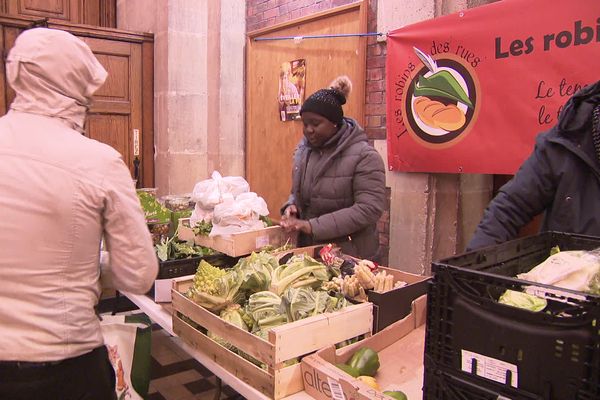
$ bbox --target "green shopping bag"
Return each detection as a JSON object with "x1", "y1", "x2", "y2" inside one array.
[{"x1": 101, "y1": 313, "x2": 152, "y2": 400}]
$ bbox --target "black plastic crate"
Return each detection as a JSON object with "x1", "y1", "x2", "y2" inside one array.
[
  {"x1": 157, "y1": 256, "x2": 203, "y2": 279},
  {"x1": 424, "y1": 231, "x2": 600, "y2": 400},
  {"x1": 156, "y1": 253, "x2": 239, "y2": 279},
  {"x1": 147, "y1": 254, "x2": 240, "y2": 300}
]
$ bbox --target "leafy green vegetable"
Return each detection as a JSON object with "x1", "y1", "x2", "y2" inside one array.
[
  {"x1": 154, "y1": 226, "x2": 214, "y2": 261},
  {"x1": 234, "y1": 252, "x2": 277, "y2": 294},
  {"x1": 246, "y1": 291, "x2": 287, "y2": 331},
  {"x1": 498, "y1": 290, "x2": 547, "y2": 312},
  {"x1": 259, "y1": 215, "x2": 274, "y2": 227},
  {"x1": 271, "y1": 255, "x2": 329, "y2": 295},
  {"x1": 189, "y1": 269, "x2": 245, "y2": 312},
  {"x1": 259, "y1": 238, "x2": 293, "y2": 253},
  {"x1": 207, "y1": 304, "x2": 249, "y2": 350},
  {"x1": 192, "y1": 220, "x2": 213, "y2": 236},
  {"x1": 414, "y1": 70, "x2": 473, "y2": 108},
  {"x1": 281, "y1": 287, "x2": 344, "y2": 322}
]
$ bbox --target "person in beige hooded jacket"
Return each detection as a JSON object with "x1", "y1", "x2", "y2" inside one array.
[{"x1": 0, "y1": 28, "x2": 158, "y2": 399}]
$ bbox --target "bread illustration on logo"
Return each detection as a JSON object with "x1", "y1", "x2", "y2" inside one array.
[{"x1": 411, "y1": 47, "x2": 473, "y2": 132}]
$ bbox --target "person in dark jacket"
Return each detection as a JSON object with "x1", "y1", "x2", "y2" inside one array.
[
  {"x1": 468, "y1": 80, "x2": 600, "y2": 250},
  {"x1": 280, "y1": 76, "x2": 386, "y2": 261}
]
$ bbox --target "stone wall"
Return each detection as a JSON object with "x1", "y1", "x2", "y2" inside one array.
[{"x1": 118, "y1": 0, "x2": 246, "y2": 196}]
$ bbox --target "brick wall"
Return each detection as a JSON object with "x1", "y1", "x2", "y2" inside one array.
[
  {"x1": 247, "y1": 0, "x2": 358, "y2": 31},
  {"x1": 246, "y1": 0, "x2": 389, "y2": 261}
]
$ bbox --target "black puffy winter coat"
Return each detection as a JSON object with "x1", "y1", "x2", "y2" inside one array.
[
  {"x1": 282, "y1": 117, "x2": 386, "y2": 260},
  {"x1": 468, "y1": 80, "x2": 600, "y2": 250}
]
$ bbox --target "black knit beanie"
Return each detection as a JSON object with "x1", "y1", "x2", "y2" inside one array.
[{"x1": 300, "y1": 76, "x2": 352, "y2": 125}]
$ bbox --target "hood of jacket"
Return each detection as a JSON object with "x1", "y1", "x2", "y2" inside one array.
[
  {"x1": 6, "y1": 28, "x2": 107, "y2": 132},
  {"x1": 557, "y1": 79, "x2": 600, "y2": 135}
]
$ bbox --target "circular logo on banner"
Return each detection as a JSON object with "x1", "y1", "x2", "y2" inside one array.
[{"x1": 402, "y1": 48, "x2": 481, "y2": 148}]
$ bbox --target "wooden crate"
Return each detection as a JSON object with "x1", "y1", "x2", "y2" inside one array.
[
  {"x1": 171, "y1": 277, "x2": 373, "y2": 399},
  {"x1": 178, "y1": 218, "x2": 291, "y2": 257},
  {"x1": 301, "y1": 295, "x2": 427, "y2": 400}
]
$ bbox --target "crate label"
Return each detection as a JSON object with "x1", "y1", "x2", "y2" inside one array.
[
  {"x1": 461, "y1": 350, "x2": 518, "y2": 388},
  {"x1": 327, "y1": 377, "x2": 346, "y2": 400},
  {"x1": 256, "y1": 235, "x2": 270, "y2": 249}
]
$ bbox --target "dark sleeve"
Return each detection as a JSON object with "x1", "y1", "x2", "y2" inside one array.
[
  {"x1": 466, "y1": 137, "x2": 558, "y2": 251},
  {"x1": 280, "y1": 194, "x2": 296, "y2": 216},
  {"x1": 281, "y1": 143, "x2": 302, "y2": 215},
  {"x1": 310, "y1": 147, "x2": 386, "y2": 240}
]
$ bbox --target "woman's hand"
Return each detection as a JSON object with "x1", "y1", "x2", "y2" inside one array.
[
  {"x1": 282, "y1": 204, "x2": 298, "y2": 219},
  {"x1": 280, "y1": 215, "x2": 312, "y2": 235}
]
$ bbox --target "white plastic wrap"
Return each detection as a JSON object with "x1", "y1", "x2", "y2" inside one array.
[
  {"x1": 210, "y1": 192, "x2": 269, "y2": 236},
  {"x1": 190, "y1": 171, "x2": 249, "y2": 209},
  {"x1": 189, "y1": 171, "x2": 250, "y2": 227},
  {"x1": 189, "y1": 202, "x2": 213, "y2": 227}
]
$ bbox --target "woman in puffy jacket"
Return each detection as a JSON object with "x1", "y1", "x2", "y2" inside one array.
[{"x1": 280, "y1": 76, "x2": 386, "y2": 261}]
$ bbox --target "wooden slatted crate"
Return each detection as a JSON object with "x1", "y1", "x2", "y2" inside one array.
[
  {"x1": 178, "y1": 218, "x2": 291, "y2": 257},
  {"x1": 171, "y1": 277, "x2": 373, "y2": 399}
]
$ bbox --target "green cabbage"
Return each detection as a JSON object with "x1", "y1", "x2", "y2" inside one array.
[
  {"x1": 282, "y1": 287, "x2": 344, "y2": 322},
  {"x1": 207, "y1": 304, "x2": 249, "y2": 349},
  {"x1": 499, "y1": 290, "x2": 547, "y2": 312},
  {"x1": 271, "y1": 255, "x2": 329, "y2": 295},
  {"x1": 246, "y1": 291, "x2": 287, "y2": 331},
  {"x1": 235, "y1": 252, "x2": 277, "y2": 294}
]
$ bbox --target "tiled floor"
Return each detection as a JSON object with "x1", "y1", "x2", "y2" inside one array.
[{"x1": 147, "y1": 325, "x2": 245, "y2": 400}]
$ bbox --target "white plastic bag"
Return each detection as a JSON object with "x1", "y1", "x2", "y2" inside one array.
[
  {"x1": 190, "y1": 171, "x2": 249, "y2": 209},
  {"x1": 210, "y1": 192, "x2": 269, "y2": 236},
  {"x1": 189, "y1": 202, "x2": 214, "y2": 227}
]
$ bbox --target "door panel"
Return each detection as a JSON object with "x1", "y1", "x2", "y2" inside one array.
[
  {"x1": 7, "y1": 0, "x2": 77, "y2": 22},
  {"x1": 4, "y1": 0, "x2": 116, "y2": 27},
  {"x1": 82, "y1": 36, "x2": 143, "y2": 179},
  {"x1": 87, "y1": 114, "x2": 129, "y2": 158}
]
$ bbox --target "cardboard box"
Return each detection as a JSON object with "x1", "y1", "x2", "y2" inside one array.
[
  {"x1": 368, "y1": 269, "x2": 430, "y2": 332},
  {"x1": 301, "y1": 295, "x2": 427, "y2": 400},
  {"x1": 171, "y1": 276, "x2": 373, "y2": 399},
  {"x1": 178, "y1": 218, "x2": 291, "y2": 257},
  {"x1": 145, "y1": 256, "x2": 203, "y2": 303}
]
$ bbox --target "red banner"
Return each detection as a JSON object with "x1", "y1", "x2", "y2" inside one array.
[{"x1": 386, "y1": 0, "x2": 600, "y2": 174}]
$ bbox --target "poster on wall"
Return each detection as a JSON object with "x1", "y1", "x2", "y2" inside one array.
[
  {"x1": 386, "y1": 0, "x2": 600, "y2": 174},
  {"x1": 278, "y1": 59, "x2": 306, "y2": 122}
]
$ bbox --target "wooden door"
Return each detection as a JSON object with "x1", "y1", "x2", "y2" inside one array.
[
  {"x1": 81, "y1": 37, "x2": 143, "y2": 181},
  {"x1": 246, "y1": 2, "x2": 367, "y2": 218},
  {"x1": 3, "y1": 0, "x2": 116, "y2": 27},
  {"x1": 6, "y1": 0, "x2": 78, "y2": 23},
  {"x1": 0, "y1": 15, "x2": 152, "y2": 185}
]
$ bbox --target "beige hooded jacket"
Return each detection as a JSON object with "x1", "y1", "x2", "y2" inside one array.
[{"x1": 0, "y1": 28, "x2": 158, "y2": 362}]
